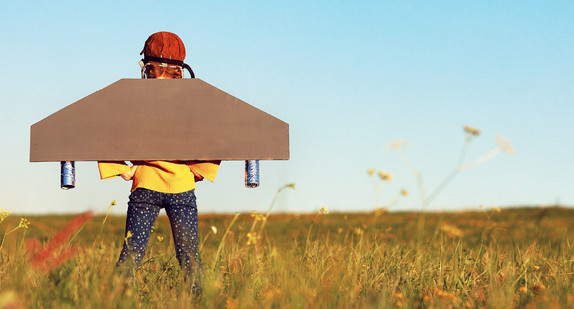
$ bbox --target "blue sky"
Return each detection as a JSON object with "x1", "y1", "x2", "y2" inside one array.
[{"x1": 1, "y1": 1, "x2": 573, "y2": 215}]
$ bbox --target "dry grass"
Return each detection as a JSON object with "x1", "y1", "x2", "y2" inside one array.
[{"x1": 1, "y1": 206, "x2": 573, "y2": 308}]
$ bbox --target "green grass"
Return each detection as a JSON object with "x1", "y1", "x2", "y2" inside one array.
[{"x1": 1, "y1": 206, "x2": 574, "y2": 308}]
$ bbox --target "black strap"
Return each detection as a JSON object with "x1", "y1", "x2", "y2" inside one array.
[
  {"x1": 182, "y1": 63, "x2": 195, "y2": 79},
  {"x1": 143, "y1": 56, "x2": 195, "y2": 78}
]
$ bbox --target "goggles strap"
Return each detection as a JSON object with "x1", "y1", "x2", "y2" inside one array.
[
  {"x1": 142, "y1": 56, "x2": 195, "y2": 78},
  {"x1": 182, "y1": 63, "x2": 195, "y2": 79}
]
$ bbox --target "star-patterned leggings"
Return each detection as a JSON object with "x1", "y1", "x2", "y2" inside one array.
[{"x1": 117, "y1": 188, "x2": 202, "y2": 280}]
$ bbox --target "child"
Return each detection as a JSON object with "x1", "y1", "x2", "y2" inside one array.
[{"x1": 98, "y1": 32, "x2": 220, "y2": 292}]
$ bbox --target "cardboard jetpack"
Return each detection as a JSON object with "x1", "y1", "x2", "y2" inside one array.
[{"x1": 30, "y1": 79, "x2": 289, "y2": 162}]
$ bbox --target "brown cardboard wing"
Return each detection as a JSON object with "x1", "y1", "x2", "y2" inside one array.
[{"x1": 30, "y1": 79, "x2": 289, "y2": 162}]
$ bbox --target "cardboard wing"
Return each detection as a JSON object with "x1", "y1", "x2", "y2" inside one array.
[{"x1": 30, "y1": 79, "x2": 289, "y2": 162}]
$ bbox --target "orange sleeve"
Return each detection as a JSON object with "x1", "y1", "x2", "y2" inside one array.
[
  {"x1": 189, "y1": 160, "x2": 221, "y2": 182},
  {"x1": 98, "y1": 161, "x2": 131, "y2": 179}
]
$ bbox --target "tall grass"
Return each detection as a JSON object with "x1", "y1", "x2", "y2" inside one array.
[{"x1": 1, "y1": 206, "x2": 574, "y2": 308}]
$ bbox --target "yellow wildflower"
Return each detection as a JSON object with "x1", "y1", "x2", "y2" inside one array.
[
  {"x1": 319, "y1": 206, "x2": 328, "y2": 214},
  {"x1": 102, "y1": 201, "x2": 117, "y2": 225},
  {"x1": 378, "y1": 170, "x2": 393, "y2": 181},
  {"x1": 367, "y1": 169, "x2": 375, "y2": 176},
  {"x1": 463, "y1": 125, "x2": 481, "y2": 136},
  {"x1": 0, "y1": 208, "x2": 12, "y2": 223},
  {"x1": 157, "y1": 235, "x2": 164, "y2": 242},
  {"x1": 246, "y1": 232, "x2": 261, "y2": 245},
  {"x1": 126, "y1": 230, "x2": 133, "y2": 239},
  {"x1": 400, "y1": 188, "x2": 409, "y2": 196},
  {"x1": 3, "y1": 217, "x2": 30, "y2": 235},
  {"x1": 19, "y1": 218, "x2": 30, "y2": 229},
  {"x1": 251, "y1": 211, "x2": 266, "y2": 222},
  {"x1": 354, "y1": 227, "x2": 364, "y2": 236}
]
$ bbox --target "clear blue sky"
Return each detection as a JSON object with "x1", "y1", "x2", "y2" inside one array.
[{"x1": 1, "y1": 1, "x2": 573, "y2": 215}]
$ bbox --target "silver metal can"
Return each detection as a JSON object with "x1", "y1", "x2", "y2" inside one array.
[
  {"x1": 245, "y1": 160, "x2": 260, "y2": 188},
  {"x1": 60, "y1": 161, "x2": 75, "y2": 190}
]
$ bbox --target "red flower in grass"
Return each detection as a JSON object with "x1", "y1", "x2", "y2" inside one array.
[{"x1": 27, "y1": 211, "x2": 93, "y2": 271}]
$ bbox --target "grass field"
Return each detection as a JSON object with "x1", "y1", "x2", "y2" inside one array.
[{"x1": 1, "y1": 205, "x2": 574, "y2": 308}]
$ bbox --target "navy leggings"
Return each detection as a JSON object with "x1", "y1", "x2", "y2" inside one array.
[{"x1": 117, "y1": 188, "x2": 202, "y2": 279}]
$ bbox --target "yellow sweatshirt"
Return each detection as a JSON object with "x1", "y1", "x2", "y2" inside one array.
[{"x1": 98, "y1": 160, "x2": 220, "y2": 193}]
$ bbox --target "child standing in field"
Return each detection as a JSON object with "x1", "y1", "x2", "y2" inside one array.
[{"x1": 98, "y1": 32, "x2": 220, "y2": 293}]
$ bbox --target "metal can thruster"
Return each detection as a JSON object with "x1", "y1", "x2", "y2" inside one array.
[
  {"x1": 60, "y1": 161, "x2": 75, "y2": 190},
  {"x1": 245, "y1": 160, "x2": 260, "y2": 188}
]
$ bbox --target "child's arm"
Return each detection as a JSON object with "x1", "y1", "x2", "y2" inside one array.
[
  {"x1": 98, "y1": 161, "x2": 131, "y2": 179},
  {"x1": 120, "y1": 165, "x2": 139, "y2": 181},
  {"x1": 189, "y1": 161, "x2": 221, "y2": 182}
]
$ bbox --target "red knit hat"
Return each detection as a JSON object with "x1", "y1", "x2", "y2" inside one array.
[
  {"x1": 140, "y1": 32, "x2": 195, "y2": 78},
  {"x1": 140, "y1": 31, "x2": 186, "y2": 61}
]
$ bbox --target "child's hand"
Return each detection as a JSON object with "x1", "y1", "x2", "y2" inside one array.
[{"x1": 120, "y1": 165, "x2": 138, "y2": 181}]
